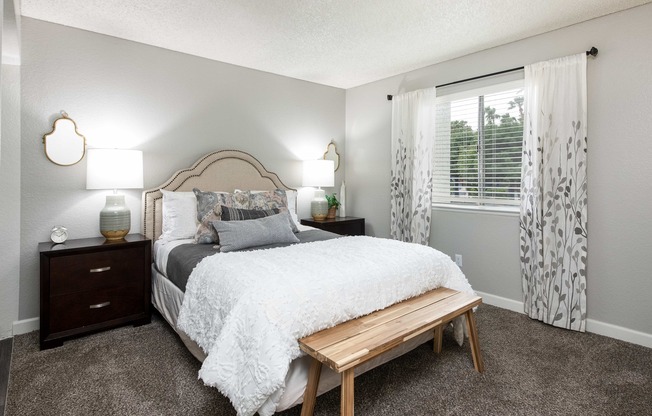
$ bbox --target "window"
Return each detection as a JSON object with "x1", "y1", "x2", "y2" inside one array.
[{"x1": 433, "y1": 73, "x2": 524, "y2": 207}]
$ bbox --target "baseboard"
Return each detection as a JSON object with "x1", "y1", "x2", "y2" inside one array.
[
  {"x1": 12, "y1": 318, "x2": 39, "y2": 336},
  {"x1": 585, "y1": 319, "x2": 652, "y2": 349},
  {"x1": 475, "y1": 290, "x2": 652, "y2": 349},
  {"x1": 11, "y1": 295, "x2": 651, "y2": 348},
  {"x1": 475, "y1": 291, "x2": 524, "y2": 314}
]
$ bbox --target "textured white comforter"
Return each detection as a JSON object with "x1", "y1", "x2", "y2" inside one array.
[{"x1": 177, "y1": 236, "x2": 473, "y2": 416}]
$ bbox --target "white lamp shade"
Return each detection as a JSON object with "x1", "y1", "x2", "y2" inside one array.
[
  {"x1": 302, "y1": 159, "x2": 334, "y2": 187},
  {"x1": 86, "y1": 149, "x2": 144, "y2": 190}
]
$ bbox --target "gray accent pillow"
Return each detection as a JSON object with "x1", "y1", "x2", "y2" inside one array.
[
  {"x1": 193, "y1": 188, "x2": 249, "y2": 244},
  {"x1": 242, "y1": 189, "x2": 299, "y2": 233},
  {"x1": 211, "y1": 212, "x2": 300, "y2": 252},
  {"x1": 220, "y1": 205, "x2": 279, "y2": 221},
  {"x1": 221, "y1": 206, "x2": 298, "y2": 234}
]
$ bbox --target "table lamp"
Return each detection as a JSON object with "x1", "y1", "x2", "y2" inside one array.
[
  {"x1": 303, "y1": 159, "x2": 334, "y2": 221},
  {"x1": 86, "y1": 149, "x2": 143, "y2": 240}
]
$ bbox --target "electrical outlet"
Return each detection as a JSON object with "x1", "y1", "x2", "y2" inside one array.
[{"x1": 454, "y1": 254, "x2": 463, "y2": 268}]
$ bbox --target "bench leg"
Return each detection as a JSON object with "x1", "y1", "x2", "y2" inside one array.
[
  {"x1": 464, "y1": 310, "x2": 484, "y2": 373},
  {"x1": 341, "y1": 368, "x2": 355, "y2": 416},
  {"x1": 433, "y1": 325, "x2": 443, "y2": 354},
  {"x1": 301, "y1": 359, "x2": 322, "y2": 416}
]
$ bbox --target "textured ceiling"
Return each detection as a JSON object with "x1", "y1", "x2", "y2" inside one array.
[{"x1": 20, "y1": 0, "x2": 651, "y2": 89}]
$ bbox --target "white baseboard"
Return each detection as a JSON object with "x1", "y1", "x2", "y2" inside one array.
[
  {"x1": 475, "y1": 291, "x2": 524, "y2": 314},
  {"x1": 13, "y1": 317, "x2": 39, "y2": 336},
  {"x1": 9, "y1": 295, "x2": 652, "y2": 349},
  {"x1": 585, "y1": 319, "x2": 652, "y2": 349},
  {"x1": 475, "y1": 290, "x2": 652, "y2": 349}
]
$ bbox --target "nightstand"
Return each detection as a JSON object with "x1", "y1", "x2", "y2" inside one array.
[
  {"x1": 39, "y1": 234, "x2": 151, "y2": 350},
  {"x1": 300, "y1": 216, "x2": 365, "y2": 236}
]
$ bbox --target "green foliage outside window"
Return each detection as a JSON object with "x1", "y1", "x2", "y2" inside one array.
[{"x1": 449, "y1": 93, "x2": 523, "y2": 202}]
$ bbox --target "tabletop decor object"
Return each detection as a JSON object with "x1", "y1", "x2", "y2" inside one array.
[
  {"x1": 339, "y1": 181, "x2": 346, "y2": 217},
  {"x1": 50, "y1": 225, "x2": 68, "y2": 244},
  {"x1": 303, "y1": 159, "x2": 334, "y2": 221},
  {"x1": 87, "y1": 149, "x2": 143, "y2": 240},
  {"x1": 325, "y1": 193, "x2": 340, "y2": 219}
]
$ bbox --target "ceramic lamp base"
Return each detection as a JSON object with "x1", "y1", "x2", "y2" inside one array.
[
  {"x1": 100, "y1": 194, "x2": 131, "y2": 240},
  {"x1": 311, "y1": 189, "x2": 329, "y2": 221}
]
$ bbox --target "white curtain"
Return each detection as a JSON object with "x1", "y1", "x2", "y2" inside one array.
[
  {"x1": 520, "y1": 54, "x2": 588, "y2": 331},
  {"x1": 390, "y1": 87, "x2": 436, "y2": 245}
]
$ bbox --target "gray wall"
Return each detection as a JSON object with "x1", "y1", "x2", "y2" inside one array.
[
  {"x1": 0, "y1": 64, "x2": 21, "y2": 339},
  {"x1": 18, "y1": 18, "x2": 345, "y2": 321},
  {"x1": 0, "y1": 0, "x2": 21, "y2": 339},
  {"x1": 345, "y1": 4, "x2": 652, "y2": 336}
]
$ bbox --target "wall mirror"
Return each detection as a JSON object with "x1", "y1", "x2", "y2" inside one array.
[
  {"x1": 323, "y1": 140, "x2": 340, "y2": 172},
  {"x1": 43, "y1": 111, "x2": 86, "y2": 166}
]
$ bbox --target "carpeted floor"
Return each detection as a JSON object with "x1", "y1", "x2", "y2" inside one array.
[{"x1": 5, "y1": 305, "x2": 652, "y2": 416}]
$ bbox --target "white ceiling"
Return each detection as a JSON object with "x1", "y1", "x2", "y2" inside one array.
[{"x1": 20, "y1": 0, "x2": 651, "y2": 89}]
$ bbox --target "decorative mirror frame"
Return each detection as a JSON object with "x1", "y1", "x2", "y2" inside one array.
[
  {"x1": 43, "y1": 111, "x2": 87, "y2": 166},
  {"x1": 323, "y1": 140, "x2": 340, "y2": 172}
]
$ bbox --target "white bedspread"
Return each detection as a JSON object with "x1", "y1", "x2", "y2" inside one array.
[{"x1": 177, "y1": 236, "x2": 473, "y2": 416}]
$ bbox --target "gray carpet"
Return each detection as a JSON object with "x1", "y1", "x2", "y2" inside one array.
[{"x1": 5, "y1": 305, "x2": 652, "y2": 416}]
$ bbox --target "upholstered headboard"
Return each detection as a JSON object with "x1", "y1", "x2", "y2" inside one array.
[{"x1": 142, "y1": 150, "x2": 295, "y2": 241}]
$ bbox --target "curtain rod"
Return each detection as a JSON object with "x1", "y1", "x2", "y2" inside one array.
[{"x1": 386, "y1": 46, "x2": 598, "y2": 101}]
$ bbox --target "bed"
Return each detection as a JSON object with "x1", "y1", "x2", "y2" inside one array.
[{"x1": 142, "y1": 149, "x2": 474, "y2": 416}]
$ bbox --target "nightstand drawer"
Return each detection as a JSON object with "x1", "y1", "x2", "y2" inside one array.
[
  {"x1": 50, "y1": 247, "x2": 144, "y2": 295},
  {"x1": 300, "y1": 217, "x2": 365, "y2": 236},
  {"x1": 320, "y1": 222, "x2": 364, "y2": 236},
  {"x1": 49, "y1": 286, "x2": 144, "y2": 333}
]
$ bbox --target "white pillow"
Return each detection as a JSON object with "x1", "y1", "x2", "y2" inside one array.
[
  {"x1": 160, "y1": 190, "x2": 198, "y2": 241},
  {"x1": 285, "y1": 190, "x2": 299, "y2": 224},
  {"x1": 235, "y1": 189, "x2": 300, "y2": 228}
]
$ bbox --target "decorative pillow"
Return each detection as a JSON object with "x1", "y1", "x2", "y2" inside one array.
[
  {"x1": 211, "y1": 213, "x2": 300, "y2": 252},
  {"x1": 193, "y1": 188, "x2": 249, "y2": 244},
  {"x1": 237, "y1": 189, "x2": 298, "y2": 220},
  {"x1": 160, "y1": 190, "x2": 198, "y2": 241},
  {"x1": 241, "y1": 189, "x2": 299, "y2": 233},
  {"x1": 220, "y1": 205, "x2": 279, "y2": 221},
  {"x1": 284, "y1": 189, "x2": 300, "y2": 225}
]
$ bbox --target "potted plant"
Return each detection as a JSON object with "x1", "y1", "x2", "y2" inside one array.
[{"x1": 325, "y1": 193, "x2": 340, "y2": 219}]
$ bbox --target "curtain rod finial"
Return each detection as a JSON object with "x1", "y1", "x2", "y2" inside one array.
[
  {"x1": 587, "y1": 47, "x2": 598, "y2": 57},
  {"x1": 387, "y1": 94, "x2": 393, "y2": 101}
]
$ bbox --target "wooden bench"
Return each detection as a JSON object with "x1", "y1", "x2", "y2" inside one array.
[{"x1": 299, "y1": 287, "x2": 483, "y2": 416}]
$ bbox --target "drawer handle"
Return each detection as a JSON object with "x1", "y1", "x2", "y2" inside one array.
[
  {"x1": 89, "y1": 301, "x2": 111, "y2": 309},
  {"x1": 90, "y1": 266, "x2": 111, "y2": 273}
]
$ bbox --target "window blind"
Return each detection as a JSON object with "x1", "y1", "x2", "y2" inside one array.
[{"x1": 433, "y1": 76, "x2": 524, "y2": 206}]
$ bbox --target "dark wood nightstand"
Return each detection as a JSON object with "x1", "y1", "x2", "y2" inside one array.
[
  {"x1": 39, "y1": 234, "x2": 151, "y2": 350},
  {"x1": 300, "y1": 216, "x2": 365, "y2": 236}
]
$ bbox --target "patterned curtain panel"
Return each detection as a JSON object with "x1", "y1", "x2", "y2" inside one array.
[
  {"x1": 390, "y1": 88, "x2": 436, "y2": 245},
  {"x1": 520, "y1": 54, "x2": 588, "y2": 331}
]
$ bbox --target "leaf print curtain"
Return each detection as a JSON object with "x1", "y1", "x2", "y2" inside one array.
[
  {"x1": 520, "y1": 54, "x2": 588, "y2": 331},
  {"x1": 390, "y1": 87, "x2": 436, "y2": 245}
]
